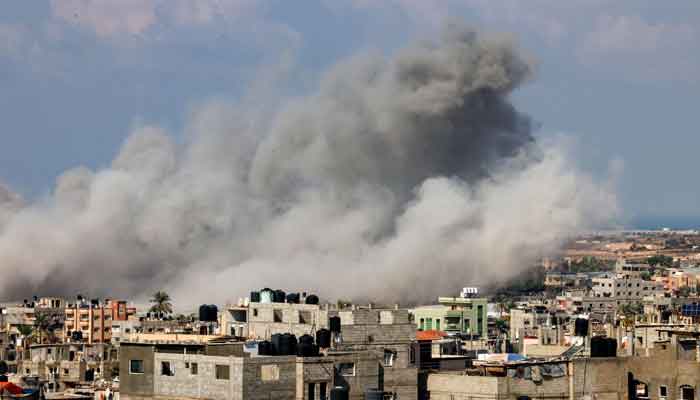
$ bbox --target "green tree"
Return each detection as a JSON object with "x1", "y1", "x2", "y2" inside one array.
[
  {"x1": 16, "y1": 325, "x2": 33, "y2": 338},
  {"x1": 149, "y1": 291, "x2": 173, "y2": 315},
  {"x1": 33, "y1": 313, "x2": 50, "y2": 344},
  {"x1": 647, "y1": 255, "x2": 674, "y2": 267}
]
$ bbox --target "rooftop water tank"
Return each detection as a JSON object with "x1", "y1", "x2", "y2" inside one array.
[
  {"x1": 330, "y1": 386, "x2": 349, "y2": 400},
  {"x1": 260, "y1": 288, "x2": 274, "y2": 304}
]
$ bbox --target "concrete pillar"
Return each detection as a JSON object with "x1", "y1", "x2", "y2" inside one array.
[{"x1": 568, "y1": 361, "x2": 575, "y2": 400}]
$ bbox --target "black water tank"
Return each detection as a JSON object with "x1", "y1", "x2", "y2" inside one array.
[
  {"x1": 305, "y1": 294, "x2": 319, "y2": 305},
  {"x1": 199, "y1": 305, "x2": 209, "y2": 321},
  {"x1": 250, "y1": 291, "x2": 261, "y2": 303},
  {"x1": 199, "y1": 305, "x2": 218, "y2": 322},
  {"x1": 273, "y1": 290, "x2": 286, "y2": 303},
  {"x1": 365, "y1": 389, "x2": 384, "y2": 400},
  {"x1": 297, "y1": 335, "x2": 319, "y2": 357},
  {"x1": 316, "y1": 329, "x2": 331, "y2": 348},
  {"x1": 286, "y1": 293, "x2": 300, "y2": 304},
  {"x1": 271, "y1": 333, "x2": 297, "y2": 355},
  {"x1": 258, "y1": 341, "x2": 272, "y2": 356},
  {"x1": 329, "y1": 316, "x2": 341, "y2": 333},
  {"x1": 331, "y1": 386, "x2": 349, "y2": 400},
  {"x1": 299, "y1": 334, "x2": 314, "y2": 345},
  {"x1": 590, "y1": 336, "x2": 606, "y2": 357},
  {"x1": 606, "y1": 338, "x2": 617, "y2": 357},
  {"x1": 574, "y1": 318, "x2": 588, "y2": 337},
  {"x1": 271, "y1": 334, "x2": 282, "y2": 355}
]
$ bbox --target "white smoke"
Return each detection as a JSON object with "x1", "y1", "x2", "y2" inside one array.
[{"x1": 0, "y1": 25, "x2": 617, "y2": 305}]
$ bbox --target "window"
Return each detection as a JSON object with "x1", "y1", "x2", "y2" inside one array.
[
  {"x1": 660, "y1": 386, "x2": 668, "y2": 399},
  {"x1": 261, "y1": 364, "x2": 279, "y2": 381},
  {"x1": 419, "y1": 318, "x2": 424, "y2": 331},
  {"x1": 161, "y1": 361, "x2": 174, "y2": 376},
  {"x1": 63, "y1": 368, "x2": 69, "y2": 375},
  {"x1": 253, "y1": 308, "x2": 259, "y2": 317},
  {"x1": 338, "y1": 362, "x2": 355, "y2": 376},
  {"x1": 308, "y1": 383, "x2": 316, "y2": 400},
  {"x1": 681, "y1": 385, "x2": 694, "y2": 400},
  {"x1": 383, "y1": 349, "x2": 396, "y2": 367},
  {"x1": 273, "y1": 309, "x2": 283, "y2": 323},
  {"x1": 426, "y1": 318, "x2": 432, "y2": 330},
  {"x1": 435, "y1": 319, "x2": 441, "y2": 331},
  {"x1": 129, "y1": 360, "x2": 144, "y2": 374},
  {"x1": 215, "y1": 364, "x2": 230, "y2": 380},
  {"x1": 190, "y1": 362, "x2": 198, "y2": 375},
  {"x1": 635, "y1": 381, "x2": 649, "y2": 399},
  {"x1": 319, "y1": 382, "x2": 327, "y2": 400}
]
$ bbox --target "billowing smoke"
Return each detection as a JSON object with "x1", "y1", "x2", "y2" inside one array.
[{"x1": 0, "y1": 25, "x2": 617, "y2": 305}]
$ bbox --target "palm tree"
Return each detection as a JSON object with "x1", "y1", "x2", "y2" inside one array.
[
  {"x1": 16, "y1": 325, "x2": 33, "y2": 344},
  {"x1": 149, "y1": 291, "x2": 173, "y2": 316},
  {"x1": 34, "y1": 312, "x2": 50, "y2": 344}
]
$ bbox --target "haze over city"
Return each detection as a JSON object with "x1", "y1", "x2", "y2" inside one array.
[
  {"x1": 0, "y1": 2, "x2": 699, "y2": 304},
  {"x1": 2, "y1": 3, "x2": 700, "y2": 400}
]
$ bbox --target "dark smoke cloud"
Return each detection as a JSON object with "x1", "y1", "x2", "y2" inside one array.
[{"x1": 0, "y1": 25, "x2": 616, "y2": 305}]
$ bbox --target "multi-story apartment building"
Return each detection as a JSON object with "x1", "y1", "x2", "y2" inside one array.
[
  {"x1": 412, "y1": 296, "x2": 488, "y2": 338},
  {"x1": 591, "y1": 260, "x2": 663, "y2": 305},
  {"x1": 63, "y1": 299, "x2": 135, "y2": 344}
]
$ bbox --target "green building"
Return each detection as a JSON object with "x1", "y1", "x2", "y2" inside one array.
[{"x1": 412, "y1": 296, "x2": 488, "y2": 338}]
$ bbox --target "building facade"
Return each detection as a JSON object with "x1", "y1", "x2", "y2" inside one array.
[
  {"x1": 64, "y1": 299, "x2": 135, "y2": 344},
  {"x1": 413, "y1": 297, "x2": 488, "y2": 338}
]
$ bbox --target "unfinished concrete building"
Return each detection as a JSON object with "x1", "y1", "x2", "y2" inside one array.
[
  {"x1": 17, "y1": 342, "x2": 118, "y2": 392},
  {"x1": 119, "y1": 340, "x2": 386, "y2": 400},
  {"x1": 221, "y1": 301, "x2": 328, "y2": 339}
]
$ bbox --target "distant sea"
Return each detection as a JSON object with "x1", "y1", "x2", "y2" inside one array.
[{"x1": 627, "y1": 216, "x2": 700, "y2": 231}]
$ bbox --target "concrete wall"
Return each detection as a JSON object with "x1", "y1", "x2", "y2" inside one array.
[
  {"x1": 427, "y1": 359, "x2": 624, "y2": 400},
  {"x1": 120, "y1": 344, "x2": 156, "y2": 400},
  {"x1": 247, "y1": 302, "x2": 328, "y2": 339},
  {"x1": 153, "y1": 353, "x2": 244, "y2": 400},
  {"x1": 241, "y1": 356, "x2": 298, "y2": 400}
]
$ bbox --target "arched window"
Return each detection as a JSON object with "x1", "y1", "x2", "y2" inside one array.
[{"x1": 680, "y1": 385, "x2": 695, "y2": 400}]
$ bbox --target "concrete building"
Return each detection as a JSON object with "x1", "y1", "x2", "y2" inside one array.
[
  {"x1": 545, "y1": 272, "x2": 590, "y2": 289},
  {"x1": 120, "y1": 340, "x2": 387, "y2": 400},
  {"x1": 17, "y1": 342, "x2": 118, "y2": 392},
  {"x1": 509, "y1": 306, "x2": 550, "y2": 342},
  {"x1": 64, "y1": 298, "x2": 135, "y2": 344},
  {"x1": 412, "y1": 297, "x2": 488, "y2": 338},
  {"x1": 329, "y1": 307, "x2": 417, "y2": 400},
  {"x1": 591, "y1": 260, "x2": 663, "y2": 305},
  {"x1": 427, "y1": 329, "x2": 700, "y2": 400},
  {"x1": 221, "y1": 301, "x2": 328, "y2": 339}
]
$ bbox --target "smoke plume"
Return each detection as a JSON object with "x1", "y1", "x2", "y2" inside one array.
[{"x1": 0, "y1": 25, "x2": 617, "y2": 305}]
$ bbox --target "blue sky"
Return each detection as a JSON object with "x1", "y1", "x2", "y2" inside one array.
[{"x1": 1, "y1": 0, "x2": 699, "y2": 220}]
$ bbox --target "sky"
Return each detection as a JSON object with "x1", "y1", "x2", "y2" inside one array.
[{"x1": 1, "y1": 0, "x2": 699, "y2": 222}]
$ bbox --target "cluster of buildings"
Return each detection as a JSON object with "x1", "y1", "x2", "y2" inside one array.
[{"x1": 5, "y1": 254, "x2": 700, "y2": 399}]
